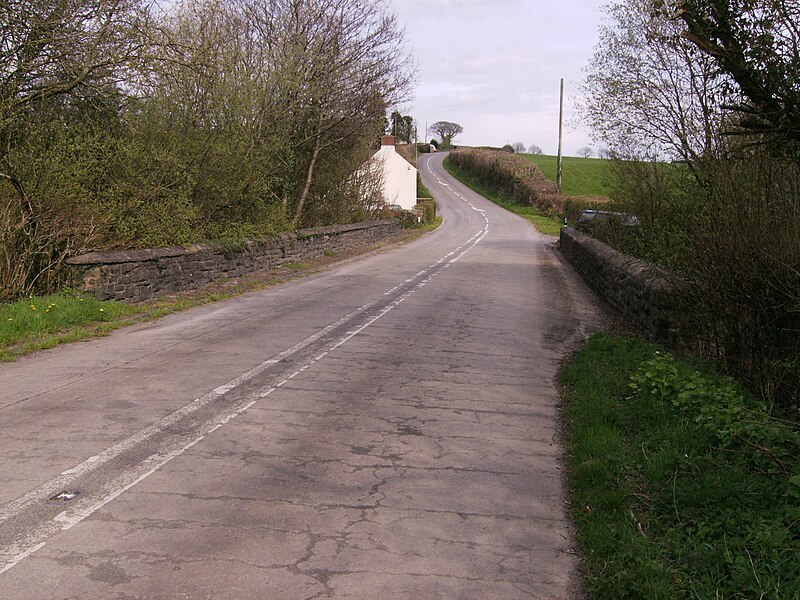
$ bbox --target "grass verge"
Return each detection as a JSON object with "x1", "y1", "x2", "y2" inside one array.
[
  {"x1": 443, "y1": 157, "x2": 563, "y2": 235},
  {"x1": 0, "y1": 226, "x2": 439, "y2": 362},
  {"x1": 524, "y1": 154, "x2": 615, "y2": 198},
  {"x1": 418, "y1": 173, "x2": 433, "y2": 199},
  {"x1": 560, "y1": 333, "x2": 800, "y2": 599},
  {"x1": 408, "y1": 215, "x2": 443, "y2": 232}
]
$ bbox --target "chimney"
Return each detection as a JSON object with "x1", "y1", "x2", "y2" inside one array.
[{"x1": 381, "y1": 135, "x2": 396, "y2": 147}]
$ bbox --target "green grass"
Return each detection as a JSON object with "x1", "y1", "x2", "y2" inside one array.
[
  {"x1": 524, "y1": 154, "x2": 615, "y2": 198},
  {"x1": 443, "y1": 158, "x2": 563, "y2": 235},
  {"x1": 405, "y1": 215, "x2": 443, "y2": 231},
  {"x1": 560, "y1": 333, "x2": 800, "y2": 599},
  {"x1": 0, "y1": 292, "x2": 137, "y2": 351},
  {"x1": 417, "y1": 174, "x2": 433, "y2": 199},
  {"x1": 421, "y1": 215, "x2": 443, "y2": 231}
]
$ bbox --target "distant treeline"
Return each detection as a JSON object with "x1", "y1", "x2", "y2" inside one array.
[{"x1": 0, "y1": 0, "x2": 412, "y2": 299}]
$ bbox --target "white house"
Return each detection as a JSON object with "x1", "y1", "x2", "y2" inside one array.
[{"x1": 372, "y1": 135, "x2": 418, "y2": 210}]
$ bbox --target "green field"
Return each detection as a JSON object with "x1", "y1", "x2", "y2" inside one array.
[{"x1": 524, "y1": 154, "x2": 615, "y2": 198}]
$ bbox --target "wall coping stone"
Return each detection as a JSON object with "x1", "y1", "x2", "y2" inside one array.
[
  {"x1": 559, "y1": 226, "x2": 684, "y2": 340},
  {"x1": 560, "y1": 227, "x2": 675, "y2": 290},
  {"x1": 66, "y1": 219, "x2": 396, "y2": 266},
  {"x1": 64, "y1": 218, "x2": 402, "y2": 302}
]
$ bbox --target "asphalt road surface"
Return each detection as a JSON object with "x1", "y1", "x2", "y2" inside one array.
[{"x1": 0, "y1": 153, "x2": 602, "y2": 599}]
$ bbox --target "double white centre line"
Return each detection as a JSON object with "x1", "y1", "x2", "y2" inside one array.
[{"x1": 0, "y1": 165, "x2": 490, "y2": 575}]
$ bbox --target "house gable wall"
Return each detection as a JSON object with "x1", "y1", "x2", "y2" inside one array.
[{"x1": 375, "y1": 145, "x2": 417, "y2": 210}]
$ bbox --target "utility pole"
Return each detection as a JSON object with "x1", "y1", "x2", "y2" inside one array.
[
  {"x1": 557, "y1": 78, "x2": 564, "y2": 192},
  {"x1": 414, "y1": 120, "x2": 418, "y2": 162}
]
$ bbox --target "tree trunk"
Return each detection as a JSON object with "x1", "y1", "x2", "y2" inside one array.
[{"x1": 292, "y1": 114, "x2": 323, "y2": 228}]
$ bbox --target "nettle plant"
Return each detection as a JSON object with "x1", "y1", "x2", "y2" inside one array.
[{"x1": 629, "y1": 350, "x2": 800, "y2": 477}]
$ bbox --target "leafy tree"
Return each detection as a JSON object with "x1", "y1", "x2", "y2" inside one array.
[
  {"x1": 0, "y1": 0, "x2": 151, "y2": 297},
  {"x1": 390, "y1": 112, "x2": 414, "y2": 143},
  {"x1": 501, "y1": 144, "x2": 514, "y2": 153},
  {"x1": 430, "y1": 121, "x2": 463, "y2": 149},
  {"x1": 679, "y1": 0, "x2": 800, "y2": 150},
  {"x1": 0, "y1": 0, "x2": 415, "y2": 298}
]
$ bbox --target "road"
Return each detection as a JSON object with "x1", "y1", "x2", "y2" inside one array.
[{"x1": 0, "y1": 153, "x2": 601, "y2": 599}]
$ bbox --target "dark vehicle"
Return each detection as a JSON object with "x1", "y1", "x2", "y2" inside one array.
[{"x1": 575, "y1": 209, "x2": 639, "y2": 232}]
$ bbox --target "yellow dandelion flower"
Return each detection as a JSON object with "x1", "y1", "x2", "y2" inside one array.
[{"x1": 99, "y1": 308, "x2": 105, "y2": 313}]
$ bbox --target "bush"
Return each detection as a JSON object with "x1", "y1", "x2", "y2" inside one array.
[
  {"x1": 417, "y1": 199, "x2": 436, "y2": 222},
  {"x1": 447, "y1": 148, "x2": 562, "y2": 213},
  {"x1": 592, "y1": 150, "x2": 800, "y2": 411},
  {"x1": 395, "y1": 209, "x2": 419, "y2": 228}
]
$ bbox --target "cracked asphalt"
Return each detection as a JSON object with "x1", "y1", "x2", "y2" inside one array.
[{"x1": 0, "y1": 153, "x2": 603, "y2": 599}]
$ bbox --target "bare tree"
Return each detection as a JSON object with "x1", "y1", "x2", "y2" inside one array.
[
  {"x1": 430, "y1": 121, "x2": 463, "y2": 149},
  {"x1": 577, "y1": 146, "x2": 594, "y2": 158},
  {"x1": 511, "y1": 142, "x2": 526, "y2": 153},
  {"x1": 528, "y1": 144, "x2": 543, "y2": 155},
  {"x1": 253, "y1": 0, "x2": 413, "y2": 227},
  {"x1": 581, "y1": 0, "x2": 727, "y2": 160}
]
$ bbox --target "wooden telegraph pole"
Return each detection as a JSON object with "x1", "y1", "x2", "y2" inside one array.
[
  {"x1": 557, "y1": 78, "x2": 564, "y2": 192},
  {"x1": 414, "y1": 119, "x2": 418, "y2": 162}
]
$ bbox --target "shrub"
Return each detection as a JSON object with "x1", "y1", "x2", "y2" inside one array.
[
  {"x1": 593, "y1": 150, "x2": 800, "y2": 411},
  {"x1": 447, "y1": 148, "x2": 562, "y2": 213}
]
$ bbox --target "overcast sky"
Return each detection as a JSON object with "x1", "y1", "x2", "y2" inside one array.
[{"x1": 386, "y1": 0, "x2": 606, "y2": 155}]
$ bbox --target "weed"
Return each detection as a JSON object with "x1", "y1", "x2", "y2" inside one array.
[
  {"x1": 561, "y1": 333, "x2": 800, "y2": 598},
  {"x1": 0, "y1": 291, "x2": 136, "y2": 348}
]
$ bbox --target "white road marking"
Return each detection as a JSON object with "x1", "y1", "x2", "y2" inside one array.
[{"x1": 0, "y1": 157, "x2": 490, "y2": 575}]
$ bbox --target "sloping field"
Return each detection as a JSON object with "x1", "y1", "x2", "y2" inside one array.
[{"x1": 524, "y1": 154, "x2": 615, "y2": 198}]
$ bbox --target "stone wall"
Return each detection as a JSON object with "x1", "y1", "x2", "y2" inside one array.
[
  {"x1": 559, "y1": 226, "x2": 683, "y2": 340},
  {"x1": 66, "y1": 220, "x2": 401, "y2": 302}
]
